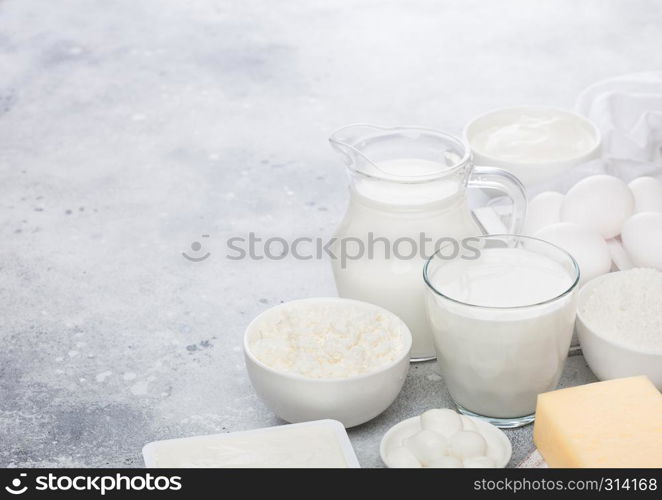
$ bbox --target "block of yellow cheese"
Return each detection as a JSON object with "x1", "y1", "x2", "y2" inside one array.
[{"x1": 533, "y1": 376, "x2": 662, "y2": 467}]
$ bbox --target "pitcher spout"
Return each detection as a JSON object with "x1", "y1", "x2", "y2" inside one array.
[
  {"x1": 329, "y1": 123, "x2": 473, "y2": 182},
  {"x1": 328, "y1": 124, "x2": 386, "y2": 168}
]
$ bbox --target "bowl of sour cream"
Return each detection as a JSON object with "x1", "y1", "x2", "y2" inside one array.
[{"x1": 464, "y1": 106, "x2": 601, "y2": 186}]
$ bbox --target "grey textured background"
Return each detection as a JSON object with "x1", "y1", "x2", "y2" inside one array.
[{"x1": 1, "y1": 0, "x2": 659, "y2": 467}]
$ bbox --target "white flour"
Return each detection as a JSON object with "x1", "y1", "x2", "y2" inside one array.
[{"x1": 580, "y1": 268, "x2": 662, "y2": 351}]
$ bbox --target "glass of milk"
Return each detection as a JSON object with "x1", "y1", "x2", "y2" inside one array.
[
  {"x1": 329, "y1": 125, "x2": 527, "y2": 361},
  {"x1": 423, "y1": 235, "x2": 580, "y2": 428}
]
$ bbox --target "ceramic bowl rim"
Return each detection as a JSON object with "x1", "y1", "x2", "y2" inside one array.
[
  {"x1": 463, "y1": 105, "x2": 602, "y2": 166},
  {"x1": 577, "y1": 272, "x2": 662, "y2": 356},
  {"x1": 379, "y1": 414, "x2": 512, "y2": 468}
]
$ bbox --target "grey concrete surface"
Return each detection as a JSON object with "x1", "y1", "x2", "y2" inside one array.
[{"x1": 0, "y1": 0, "x2": 658, "y2": 467}]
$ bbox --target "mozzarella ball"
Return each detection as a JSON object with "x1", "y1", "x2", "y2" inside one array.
[
  {"x1": 463, "y1": 456, "x2": 497, "y2": 468},
  {"x1": 535, "y1": 222, "x2": 611, "y2": 284},
  {"x1": 523, "y1": 191, "x2": 564, "y2": 235},
  {"x1": 420, "y1": 409, "x2": 462, "y2": 438},
  {"x1": 629, "y1": 176, "x2": 662, "y2": 213},
  {"x1": 449, "y1": 431, "x2": 487, "y2": 459},
  {"x1": 459, "y1": 415, "x2": 478, "y2": 432},
  {"x1": 621, "y1": 213, "x2": 662, "y2": 270},
  {"x1": 480, "y1": 426, "x2": 507, "y2": 464},
  {"x1": 561, "y1": 175, "x2": 634, "y2": 238},
  {"x1": 426, "y1": 455, "x2": 463, "y2": 468},
  {"x1": 387, "y1": 446, "x2": 422, "y2": 468},
  {"x1": 403, "y1": 430, "x2": 449, "y2": 466}
]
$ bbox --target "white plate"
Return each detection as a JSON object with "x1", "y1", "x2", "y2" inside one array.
[{"x1": 380, "y1": 414, "x2": 512, "y2": 468}]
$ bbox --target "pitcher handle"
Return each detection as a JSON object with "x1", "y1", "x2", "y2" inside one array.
[{"x1": 467, "y1": 166, "x2": 527, "y2": 235}]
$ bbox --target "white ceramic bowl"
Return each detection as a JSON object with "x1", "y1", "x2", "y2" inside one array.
[
  {"x1": 380, "y1": 414, "x2": 512, "y2": 468},
  {"x1": 464, "y1": 106, "x2": 601, "y2": 186},
  {"x1": 244, "y1": 297, "x2": 412, "y2": 428},
  {"x1": 576, "y1": 273, "x2": 662, "y2": 389}
]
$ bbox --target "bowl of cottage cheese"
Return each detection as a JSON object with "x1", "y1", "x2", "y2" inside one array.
[{"x1": 243, "y1": 297, "x2": 412, "y2": 428}]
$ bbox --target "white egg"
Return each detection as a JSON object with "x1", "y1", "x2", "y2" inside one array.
[
  {"x1": 459, "y1": 415, "x2": 478, "y2": 432},
  {"x1": 387, "y1": 446, "x2": 422, "y2": 468},
  {"x1": 606, "y1": 238, "x2": 634, "y2": 271},
  {"x1": 463, "y1": 456, "x2": 497, "y2": 468},
  {"x1": 449, "y1": 431, "x2": 487, "y2": 459},
  {"x1": 426, "y1": 455, "x2": 463, "y2": 468},
  {"x1": 561, "y1": 175, "x2": 634, "y2": 238},
  {"x1": 629, "y1": 176, "x2": 662, "y2": 214},
  {"x1": 535, "y1": 222, "x2": 611, "y2": 285},
  {"x1": 523, "y1": 191, "x2": 564, "y2": 236},
  {"x1": 403, "y1": 430, "x2": 449, "y2": 466},
  {"x1": 621, "y1": 213, "x2": 662, "y2": 270},
  {"x1": 420, "y1": 408, "x2": 462, "y2": 438}
]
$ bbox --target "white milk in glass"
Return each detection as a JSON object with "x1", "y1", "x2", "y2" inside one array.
[
  {"x1": 425, "y1": 247, "x2": 577, "y2": 419},
  {"x1": 332, "y1": 159, "x2": 481, "y2": 360}
]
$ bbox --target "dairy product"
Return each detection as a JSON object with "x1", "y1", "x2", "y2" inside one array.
[
  {"x1": 333, "y1": 165, "x2": 480, "y2": 360},
  {"x1": 425, "y1": 246, "x2": 577, "y2": 419},
  {"x1": 449, "y1": 431, "x2": 487, "y2": 459},
  {"x1": 470, "y1": 109, "x2": 597, "y2": 163},
  {"x1": 381, "y1": 408, "x2": 511, "y2": 468},
  {"x1": 330, "y1": 125, "x2": 526, "y2": 360},
  {"x1": 420, "y1": 408, "x2": 462, "y2": 438},
  {"x1": 404, "y1": 430, "x2": 449, "y2": 465},
  {"x1": 533, "y1": 376, "x2": 662, "y2": 468},
  {"x1": 430, "y1": 248, "x2": 573, "y2": 307},
  {"x1": 465, "y1": 107, "x2": 601, "y2": 185},
  {"x1": 387, "y1": 446, "x2": 422, "y2": 468},
  {"x1": 249, "y1": 301, "x2": 407, "y2": 378},
  {"x1": 579, "y1": 268, "x2": 662, "y2": 351},
  {"x1": 143, "y1": 420, "x2": 358, "y2": 468}
]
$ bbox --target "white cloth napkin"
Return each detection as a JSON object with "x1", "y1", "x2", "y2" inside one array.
[
  {"x1": 577, "y1": 71, "x2": 662, "y2": 168},
  {"x1": 527, "y1": 72, "x2": 662, "y2": 197}
]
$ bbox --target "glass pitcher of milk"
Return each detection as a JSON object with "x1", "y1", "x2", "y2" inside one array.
[{"x1": 329, "y1": 124, "x2": 526, "y2": 361}]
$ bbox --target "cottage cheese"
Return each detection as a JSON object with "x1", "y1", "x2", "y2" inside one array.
[{"x1": 248, "y1": 302, "x2": 407, "y2": 378}]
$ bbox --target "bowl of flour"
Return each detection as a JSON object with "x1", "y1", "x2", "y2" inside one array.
[
  {"x1": 243, "y1": 297, "x2": 412, "y2": 427},
  {"x1": 577, "y1": 268, "x2": 662, "y2": 389}
]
